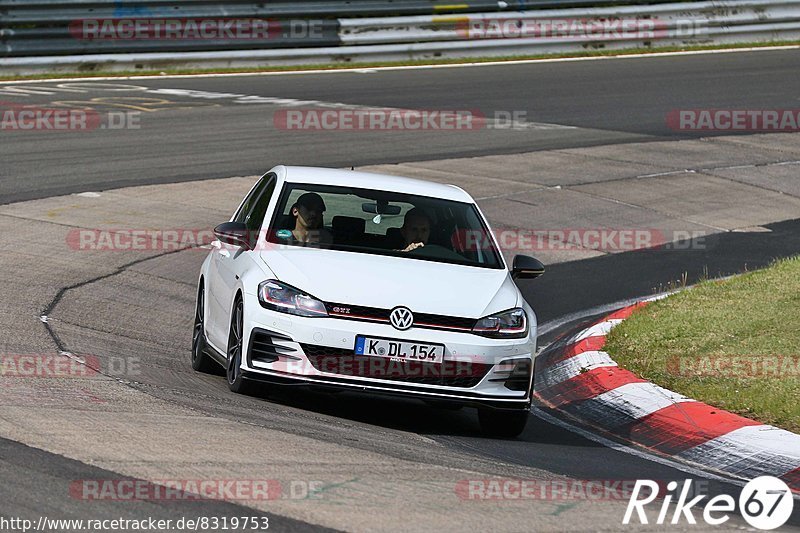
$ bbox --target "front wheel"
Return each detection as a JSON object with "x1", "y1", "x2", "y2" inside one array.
[
  {"x1": 478, "y1": 407, "x2": 529, "y2": 438},
  {"x1": 226, "y1": 297, "x2": 255, "y2": 395},
  {"x1": 191, "y1": 284, "x2": 218, "y2": 374}
]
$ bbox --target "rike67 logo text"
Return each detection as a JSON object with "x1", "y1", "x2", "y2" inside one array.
[{"x1": 624, "y1": 477, "x2": 794, "y2": 530}]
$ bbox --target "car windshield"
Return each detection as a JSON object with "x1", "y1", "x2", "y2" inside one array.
[{"x1": 266, "y1": 182, "x2": 503, "y2": 269}]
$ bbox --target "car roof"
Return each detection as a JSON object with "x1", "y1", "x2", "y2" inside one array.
[{"x1": 272, "y1": 165, "x2": 474, "y2": 203}]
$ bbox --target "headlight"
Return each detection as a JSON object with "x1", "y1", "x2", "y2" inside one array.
[
  {"x1": 472, "y1": 308, "x2": 528, "y2": 338},
  {"x1": 258, "y1": 280, "x2": 328, "y2": 317}
]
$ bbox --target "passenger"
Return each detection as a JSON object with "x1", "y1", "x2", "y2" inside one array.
[
  {"x1": 397, "y1": 208, "x2": 431, "y2": 252},
  {"x1": 291, "y1": 192, "x2": 332, "y2": 245}
]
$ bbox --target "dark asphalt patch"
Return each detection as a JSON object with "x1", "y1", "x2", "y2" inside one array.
[{"x1": 0, "y1": 436, "x2": 338, "y2": 533}]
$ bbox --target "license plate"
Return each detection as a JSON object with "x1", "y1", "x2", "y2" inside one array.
[{"x1": 355, "y1": 336, "x2": 444, "y2": 364}]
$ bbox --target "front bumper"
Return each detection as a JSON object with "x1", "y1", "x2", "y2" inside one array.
[{"x1": 240, "y1": 303, "x2": 536, "y2": 407}]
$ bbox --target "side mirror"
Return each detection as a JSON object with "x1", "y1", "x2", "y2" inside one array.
[
  {"x1": 213, "y1": 222, "x2": 253, "y2": 250},
  {"x1": 511, "y1": 255, "x2": 545, "y2": 280}
]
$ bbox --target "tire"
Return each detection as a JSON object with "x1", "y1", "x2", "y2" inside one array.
[
  {"x1": 226, "y1": 296, "x2": 255, "y2": 395},
  {"x1": 191, "y1": 283, "x2": 218, "y2": 374},
  {"x1": 478, "y1": 407, "x2": 529, "y2": 438}
]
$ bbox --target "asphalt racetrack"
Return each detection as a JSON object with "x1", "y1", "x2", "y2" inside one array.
[{"x1": 1, "y1": 48, "x2": 799, "y2": 203}]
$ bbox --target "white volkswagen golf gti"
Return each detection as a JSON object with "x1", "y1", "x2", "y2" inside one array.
[{"x1": 193, "y1": 165, "x2": 544, "y2": 437}]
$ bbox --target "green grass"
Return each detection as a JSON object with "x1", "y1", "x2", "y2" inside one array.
[
  {"x1": 604, "y1": 256, "x2": 800, "y2": 433},
  {"x1": 1, "y1": 40, "x2": 799, "y2": 82}
]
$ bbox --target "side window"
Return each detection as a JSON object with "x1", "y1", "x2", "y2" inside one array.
[
  {"x1": 233, "y1": 178, "x2": 267, "y2": 224},
  {"x1": 233, "y1": 174, "x2": 276, "y2": 232},
  {"x1": 246, "y1": 176, "x2": 276, "y2": 232}
]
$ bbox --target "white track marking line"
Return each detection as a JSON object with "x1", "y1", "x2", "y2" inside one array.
[
  {"x1": 537, "y1": 294, "x2": 670, "y2": 338},
  {"x1": 531, "y1": 407, "x2": 738, "y2": 484},
  {"x1": 1, "y1": 45, "x2": 798, "y2": 85},
  {"x1": 535, "y1": 407, "x2": 799, "y2": 502},
  {"x1": 0, "y1": 83, "x2": 576, "y2": 130}
]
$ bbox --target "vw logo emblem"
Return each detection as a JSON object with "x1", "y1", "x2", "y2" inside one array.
[{"x1": 389, "y1": 307, "x2": 414, "y2": 331}]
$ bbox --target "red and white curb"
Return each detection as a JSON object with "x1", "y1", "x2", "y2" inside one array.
[{"x1": 533, "y1": 299, "x2": 800, "y2": 493}]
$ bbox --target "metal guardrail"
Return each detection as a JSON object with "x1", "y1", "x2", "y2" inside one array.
[
  {"x1": 2, "y1": 1, "x2": 522, "y2": 25},
  {"x1": 3, "y1": 22, "x2": 342, "y2": 57},
  {"x1": 1, "y1": 0, "x2": 798, "y2": 72},
  {"x1": 2, "y1": 0, "x2": 711, "y2": 57},
  {"x1": 338, "y1": 1, "x2": 800, "y2": 44}
]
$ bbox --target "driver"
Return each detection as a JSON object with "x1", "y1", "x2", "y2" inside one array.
[
  {"x1": 291, "y1": 192, "x2": 332, "y2": 245},
  {"x1": 397, "y1": 208, "x2": 431, "y2": 252}
]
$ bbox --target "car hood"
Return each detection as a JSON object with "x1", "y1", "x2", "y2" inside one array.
[{"x1": 259, "y1": 247, "x2": 518, "y2": 318}]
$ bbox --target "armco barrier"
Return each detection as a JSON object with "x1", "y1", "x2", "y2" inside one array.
[
  {"x1": 338, "y1": 1, "x2": 800, "y2": 45},
  {"x1": 1, "y1": 0, "x2": 693, "y2": 57},
  {"x1": 2, "y1": 0, "x2": 520, "y2": 57},
  {"x1": 1, "y1": 0, "x2": 799, "y2": 73}
]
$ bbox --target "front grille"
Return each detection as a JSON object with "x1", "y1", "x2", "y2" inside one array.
[
  {"x1": 324, "y1": 302, "x2": 477, "y2": 332},
  {"x1": 414, "y1": 312, "x2": 475, "y2": 331},
  {"x1": 301, "y1": 343, "x2": 491, "y2": 388},
  {"x1": 248, "y1": 329, "x2": 299, "y2": 365}
]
